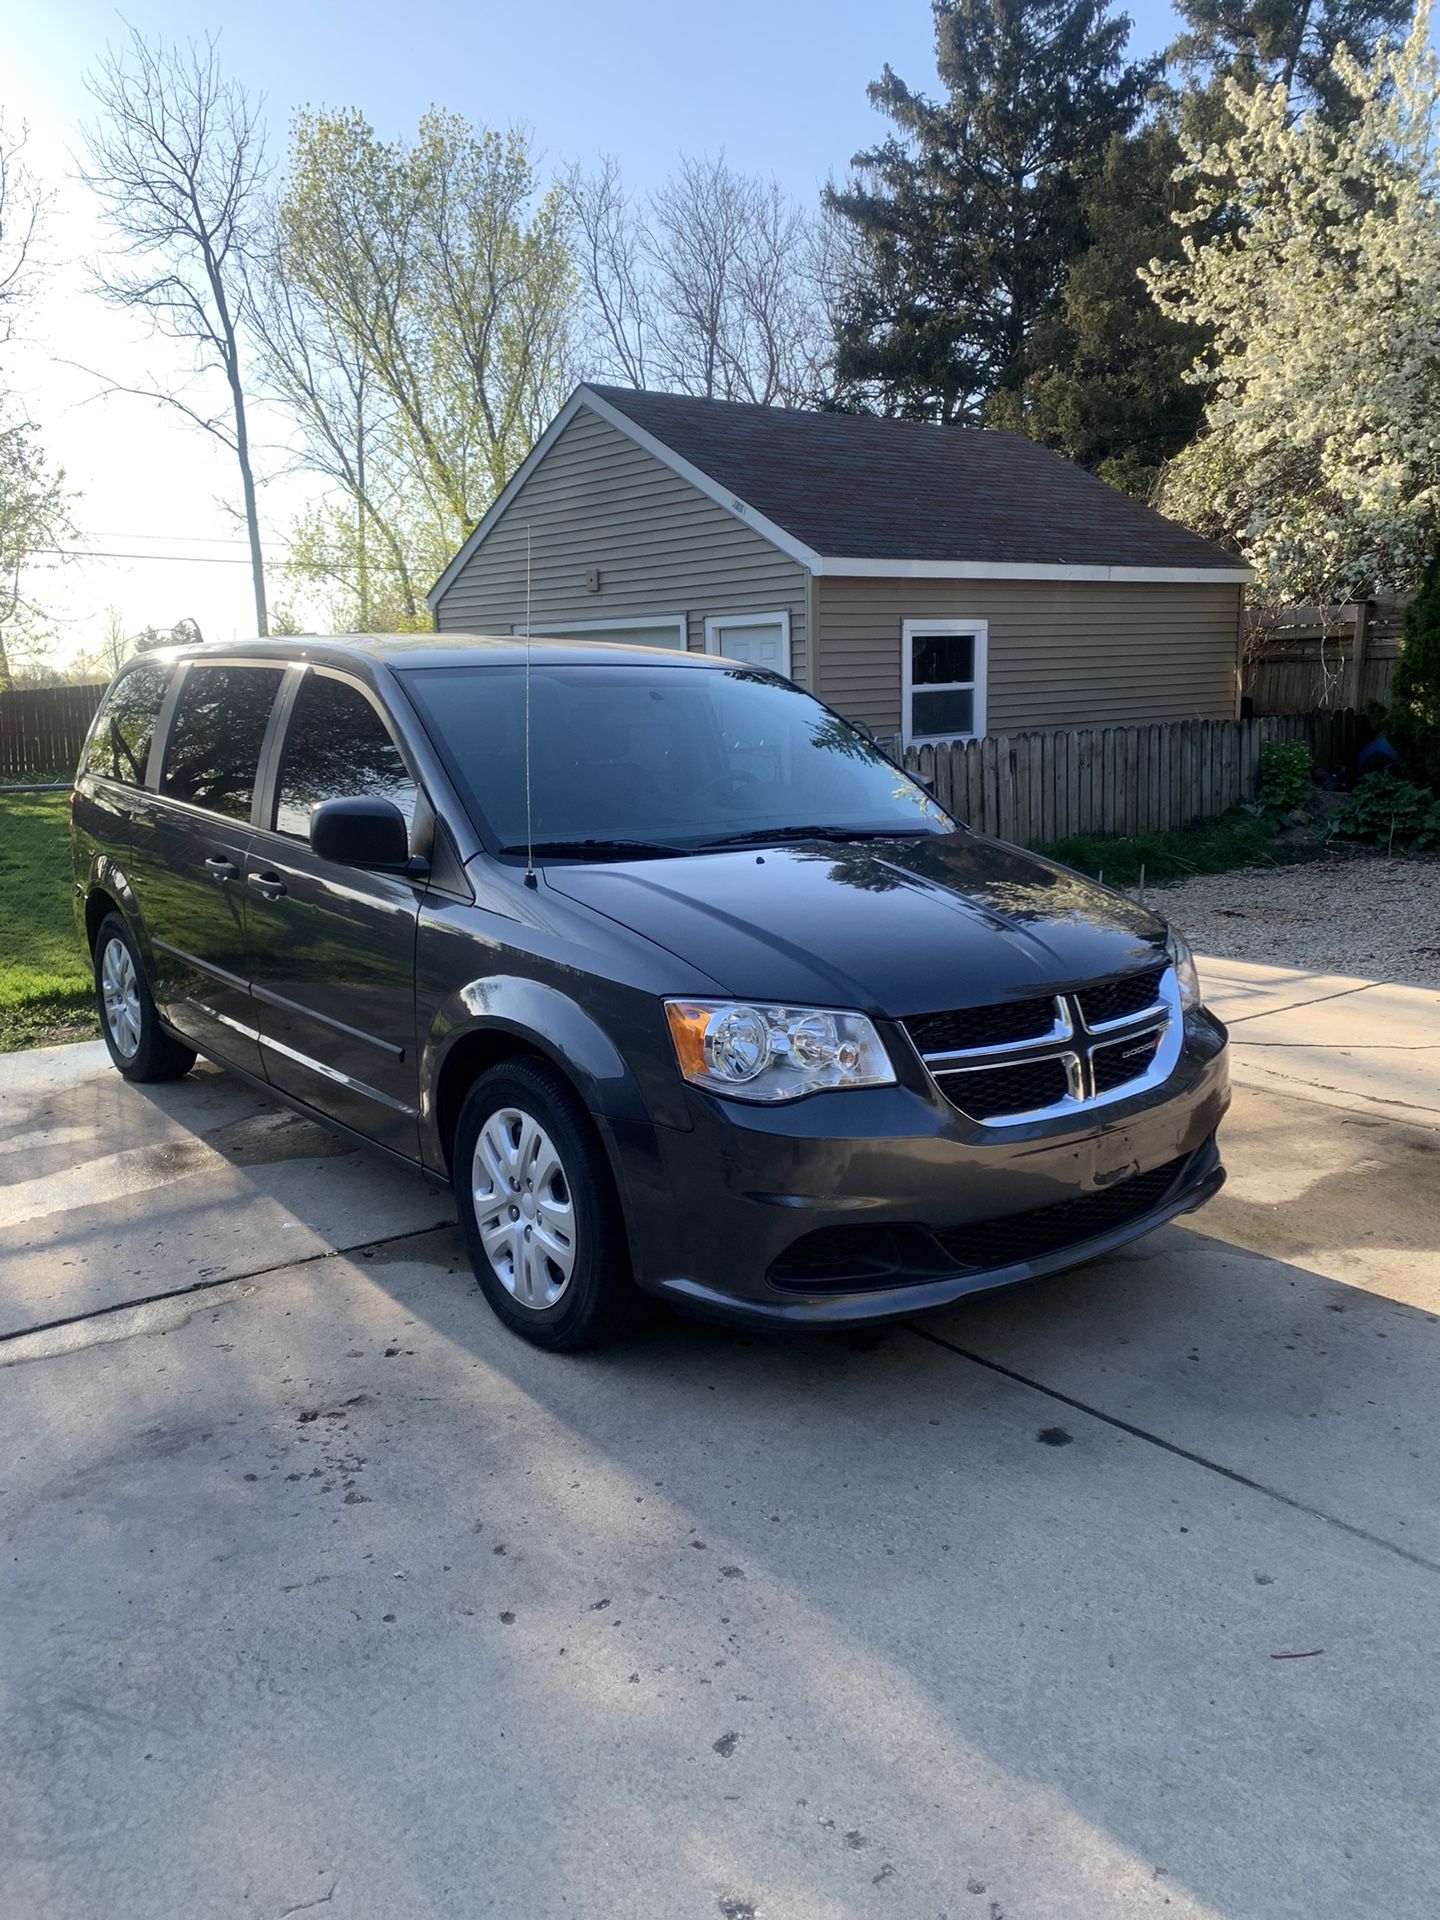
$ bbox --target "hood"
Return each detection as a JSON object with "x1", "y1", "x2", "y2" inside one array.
[{"x1": 544, "y1": 831, "x2": 1167, "y2": 1015}]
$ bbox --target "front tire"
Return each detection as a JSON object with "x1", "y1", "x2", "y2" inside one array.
[
  {"x1": 93, "y1": 911, "x2": 196, "y2": 1082},
  {"x1": 452, "y1": 1057, "x2": 634, "y2": 1351}
]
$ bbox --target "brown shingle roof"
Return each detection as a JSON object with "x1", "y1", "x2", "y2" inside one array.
[{"x1": 588, "y1": 385, "x2": 1240, "y2": 573}]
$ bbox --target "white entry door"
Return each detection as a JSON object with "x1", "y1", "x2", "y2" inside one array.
[{"x1": 704, "y1": 612, "x2": 792, "y2": 677}]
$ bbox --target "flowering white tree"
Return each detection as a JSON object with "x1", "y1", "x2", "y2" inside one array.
[{"x1": 1146, "y1": 4, "x2": 1440, "y2": 604}]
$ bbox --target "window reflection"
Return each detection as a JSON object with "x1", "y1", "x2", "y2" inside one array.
[
  {"x1": 405, "y1": 662, "x2": 950, "y2": 851},
  {"x1": 273, "y1": 673, "x2": 417, "y2": 839},
  {"x1": 85, "y1": 663, "x2": 168, "y2": 785},
  {"x1": 160, "y1": 666, "x2": 284, "y2": 820}
]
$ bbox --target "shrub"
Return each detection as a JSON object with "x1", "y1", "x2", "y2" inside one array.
[
  {"x1": 1337, "y1": 769, "x2": 1440, "y2": 848},
  {"x1": 1388, "y1": 553, "x2": 1440, "y2": 791},
  {"x1": 1258, "y1": 740, "x2": 1313, "y2": 812}
]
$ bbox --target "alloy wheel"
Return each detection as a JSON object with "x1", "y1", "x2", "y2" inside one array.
[
  {"x1": 100, "y1": 936, "x2": 142, "y2": 1059},
  {"x1": 471, "y1": 1106, "x2": 578, "y2": 1309}
]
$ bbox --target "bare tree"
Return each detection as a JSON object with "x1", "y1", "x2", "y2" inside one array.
[
  {"x1": 647, "y1": 156, "x2": 749, "y2": 397},
  {"x1": 0, "y1": 113, "x2": 46, "y2": 358},
  {"x1": 80, "y1": 29, "x2": 270, "y2": 633},
  {"x1": 565, "y1": 156, "x2": 648, "y2": 388},
  {"x1": 569, "y1": 154, "x2": 831, "y2": 407},
  {"x1": 252, "y1": 253, "x2": 419, "y2": 626},
  {"x1": 98, "y1": 605, "x2": 132, "y2": 674}
]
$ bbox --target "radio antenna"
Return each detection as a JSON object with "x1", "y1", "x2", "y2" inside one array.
[{"x1": 522, "y1": 522, "x2": 537, "y2": 888}]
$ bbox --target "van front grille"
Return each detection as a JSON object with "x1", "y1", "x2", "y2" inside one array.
[
  {"x1": 901, "y1": 961, "x2": 1178, "y2": 1125},
  {"x1": 903, "y1": 994, "x2": 1059, "y2": 1056},
  {"x1": 1091, "y1": 1028, "x2": 1164, "y2": 1094},
  {"x1": 937, "y1": 1056, "x2": 1072, "y2": 1120},
  {"x1": 1077, "y1": 966, "x2": 1167, "y2": 1028}
]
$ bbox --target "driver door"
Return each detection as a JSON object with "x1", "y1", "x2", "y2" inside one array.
[{"x1": 242, "y1": 668, "x2": 425, "y2": 1156}]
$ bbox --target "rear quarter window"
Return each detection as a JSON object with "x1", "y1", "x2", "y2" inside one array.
[{"x1": 83, "y1": 662, "x2": 170, "y2": 784}]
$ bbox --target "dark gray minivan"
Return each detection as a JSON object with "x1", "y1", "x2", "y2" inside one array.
[{"x1": 73, "y1": 636, "x2": 1229, "y2": 1349}]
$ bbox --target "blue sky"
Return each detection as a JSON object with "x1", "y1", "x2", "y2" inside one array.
[
  {"x1": 15, "y1": 0, "x2": 1188, "y2": 218},
  {"x1": 5, "y1": 0, "x2": 1192, "y2": 658}
]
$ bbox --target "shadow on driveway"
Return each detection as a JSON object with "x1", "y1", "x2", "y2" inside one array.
[{"x1": 1, "y1": 1042, "x2": 1437, "y2": 1918}]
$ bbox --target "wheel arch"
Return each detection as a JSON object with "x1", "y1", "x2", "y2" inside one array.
[
  {"x1": 81, "y1": 857, "x2": 148, "y2": 961},
  {"x1": 422, "y1": 975, "x2": 661, "y2": 1179},
  {"x1": 85, "y1": 885, "x2": 124, "y2": 955},
  {"x1": 432, "y1": 1026, "x2": 553, "y2": 1175}
]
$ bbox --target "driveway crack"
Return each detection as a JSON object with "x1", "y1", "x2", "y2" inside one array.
[
  {"x1": 1220, "y1": 982, "x2": 1381, "y2": 1024},
  {"x1": 0, "y1": 1220, "x2": 456, "y2": 1352},
  {"x1": 279, "y1": 1882, "x2": 338, "y2": 1919},
  {"x1": 909, "y1": 1325, "x2": 1440, "y2": 1577}
]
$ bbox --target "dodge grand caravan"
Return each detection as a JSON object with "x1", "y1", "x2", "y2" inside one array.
[{"x1": 72, "y1": 637, "x2": 1229, "y2": 1349}]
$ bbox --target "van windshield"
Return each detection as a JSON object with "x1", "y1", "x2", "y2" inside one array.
[{"x1": 402, "y1": 662, "x2": 952, "y2": 856}]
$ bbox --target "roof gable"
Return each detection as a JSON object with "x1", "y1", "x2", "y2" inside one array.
[{"x1": 428, "y1": 384, "x2": 1250, "y2": 608}]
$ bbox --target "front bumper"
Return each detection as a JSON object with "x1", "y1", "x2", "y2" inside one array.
[{"x1": 611, "y1": 1009, "x2": 1230, "y2": 1329}]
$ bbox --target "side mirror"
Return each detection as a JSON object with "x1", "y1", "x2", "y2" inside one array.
[{"x1": 309, "y1": 795, "x2": 413, "y2": 871}]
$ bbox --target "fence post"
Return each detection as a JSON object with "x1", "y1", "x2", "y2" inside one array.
[{"x1": 1342, "y1": 602, "x2": 1371, "y2": 713}]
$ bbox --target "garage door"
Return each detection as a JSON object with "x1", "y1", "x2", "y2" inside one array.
[
  {"x1": 525, "y1": 618, "x2": 686, "y2": 650},
  {"x1": 704, "y1": 614, "x2": 792, "y2": 677}
]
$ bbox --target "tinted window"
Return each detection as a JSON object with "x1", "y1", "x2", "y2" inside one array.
[
  {"x1": 273, "y1": 673, "x2": 417, "y2": 839},
  {"x1": 84, "y1": 662, "x2": 169, "y2": 784},
  {"x1": 160, "y1": 665, "x2": 284, "y2": 821},
  {"x1": 403, "y1": 663, "x2": 949, "y2": 852}
]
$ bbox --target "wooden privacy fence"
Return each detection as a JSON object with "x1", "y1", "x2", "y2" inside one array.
[
  {"x1": 894, "y1": 710, "x2": 1359, "y2": 847},
  {"x1": 0, "y1": 683, "x2": 107, "y2": 780},
  {"x1": 1244, "y1": 597, "x2": 1406, "y2": 715}
]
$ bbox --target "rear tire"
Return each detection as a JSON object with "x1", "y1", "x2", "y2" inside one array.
[
  {"x1": 93, "y1": 911, "x2": 196, "y2": 1083},
  {"x1": 452, "y1": 1056, "x2": 635, "y2": 1351}
]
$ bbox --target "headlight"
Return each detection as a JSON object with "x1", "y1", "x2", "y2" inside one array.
[
  {"x1": 1166, "y1": 928, "x2": 1202, "y2": 1010},
  {"x1": 664, "y1": 999, "x2": 896, "y2": 1102}
]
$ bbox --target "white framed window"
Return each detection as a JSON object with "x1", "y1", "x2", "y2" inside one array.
[
  {"x1": 702, "y1": 611, "x2": 792, "y2": 678},
  {"x1": 511, "y1": 614, "x2": 687, "y2": 650},
  {"x1": 902, "y1": 618, "x2": 987, "y2": 746}
]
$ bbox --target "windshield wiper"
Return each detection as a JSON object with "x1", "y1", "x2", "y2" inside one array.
[
  {"x1": 497, "y1": 837, "x2": 691, "y2": 861},
  {"x1": 699, "y1": 823, "x2": 938, "y2": 850}
]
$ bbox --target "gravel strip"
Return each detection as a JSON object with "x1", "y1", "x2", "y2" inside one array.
[{"x1": 1146, "y1": 852, "x2": 1440, "y2": 989}]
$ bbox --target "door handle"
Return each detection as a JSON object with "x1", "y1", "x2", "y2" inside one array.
[
  {"x1": 204, "y1": 856, "x2": 239, "y2": 881},
  {"x1": 247, "y1": 870, "x2": 288, "y2": 900}
]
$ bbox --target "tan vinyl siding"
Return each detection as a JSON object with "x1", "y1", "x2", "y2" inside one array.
[
  {"x1": 433, "y1": 405, "x2": 809, "y2": 680},
  {"x1": 816, "y1": 576, "x2": 1244, "y2": 737}
]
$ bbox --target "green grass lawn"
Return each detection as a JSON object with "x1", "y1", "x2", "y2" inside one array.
[
  {"x1": 1035, "y1": 807, "x2": 1297, "y2": 886},
  {"x1": 0, "y1": 788, "x2": 97, "y2": 1051}
]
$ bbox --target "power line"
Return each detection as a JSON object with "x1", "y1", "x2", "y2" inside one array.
[
  {"x1": 40, "y1": 545, "x2": 413, "y2": 575},
  {"x1": 49, "y1": 547, "x2": 257, "y2": 565},
  {"x1": 82, "y1": 529, "x2": 284, "y2": 547}
]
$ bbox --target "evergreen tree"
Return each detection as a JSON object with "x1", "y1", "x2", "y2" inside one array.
[
  {"x1": 1025, "y1": 0, "x2": 1412, "y2": 495},
  {"x1": 825, "y1": 0, "x2": 1155, "y2": 423},
  {"x1": 1169, "y1": 0, "x2": 1412, "y2": 130},
  {"x1": 1022, "y1": 120, "x2": 1204, "y2": 496}
]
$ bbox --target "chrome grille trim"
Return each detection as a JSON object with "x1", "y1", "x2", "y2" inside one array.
[
  {"x1": 1081, "y1": 991, "x2": 1170, "y2": 1035},
  {"x1": 931, "y1": 1049, "x2": 1085, "y2": 1126},
  {"x1": 919, "y1": 997, "x2": 1072, "y2": 1065},
  {"x1": 911, "y1": 966, "x2": 1182, "y2": 1127}
]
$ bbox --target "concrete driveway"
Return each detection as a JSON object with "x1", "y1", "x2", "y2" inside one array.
[{"x1": 2, "y1": 962, "x2": 1437, "y2": 1920}]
